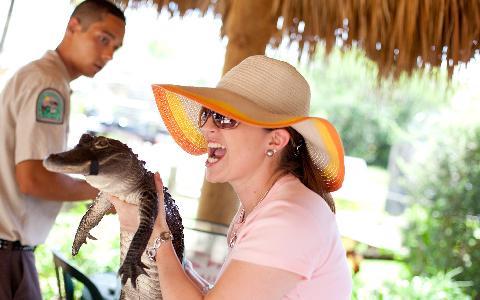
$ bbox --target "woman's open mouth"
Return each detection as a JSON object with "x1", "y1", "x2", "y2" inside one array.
[{"x1": 207, "y1": 142, "x2": 226, "y2": 165}]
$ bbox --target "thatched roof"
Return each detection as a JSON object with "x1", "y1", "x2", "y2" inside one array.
[{"x1": 118, "y1": 0, "x2": 480, "y2": 78}]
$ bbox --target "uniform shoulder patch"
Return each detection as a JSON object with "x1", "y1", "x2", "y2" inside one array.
[{"x1": 36, "y1": 88, "x2": 65, "y2": 124}]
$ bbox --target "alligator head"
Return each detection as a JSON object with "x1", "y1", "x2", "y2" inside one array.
[{"x1": 43, "y1": 133, "x2": 147, "y2": 195}]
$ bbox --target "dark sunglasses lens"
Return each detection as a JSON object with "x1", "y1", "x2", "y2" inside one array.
[
  {"x1": 198, "y1": 107, "x2": 239, "y2": 129},
  {"x1": 213, "y1": 113, "x2": 239, "y2": 129},
  {"x1": 198, "y1": 108, "x2": 210, "y2": 128}
]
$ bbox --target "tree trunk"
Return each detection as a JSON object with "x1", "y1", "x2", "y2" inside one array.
[{"x1": 196, "y1": 0, "x2": 277, "y2": 225}]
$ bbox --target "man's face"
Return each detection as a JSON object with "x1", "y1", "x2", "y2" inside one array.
[{"x1": 70, "y1": 14, "x2": 125, "y2": 78}]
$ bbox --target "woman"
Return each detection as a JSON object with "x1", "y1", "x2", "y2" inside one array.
[{"x1": 110, "y1": 55, "x2": 352, "y2": 299}]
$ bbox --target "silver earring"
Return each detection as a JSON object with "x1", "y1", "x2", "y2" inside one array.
[{"x1": 266, "y1": 149, "x2": 277, "y2": 157}]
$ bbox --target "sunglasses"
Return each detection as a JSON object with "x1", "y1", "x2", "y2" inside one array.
[{"x1": 198, "y1": 107, "x2": 240, "y2": 129}]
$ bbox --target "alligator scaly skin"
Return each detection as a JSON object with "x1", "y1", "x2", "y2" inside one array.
[
  {"x1": 43, "y1": 134, "x2": 185, "y2": 299},
  {"x1": 118, "y1": 184, "x2": 184, "y2": 299}
]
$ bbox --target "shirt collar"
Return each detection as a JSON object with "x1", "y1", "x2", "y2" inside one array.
[{"x1": 43, "y1": 50, "x2": 71, "y2": 82}]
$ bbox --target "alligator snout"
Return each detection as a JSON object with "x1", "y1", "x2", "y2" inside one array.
[
  {"x1": 43, "y1": 154, "x2": 61, "y2": 170},
  {"x1": 43, "y1": 152, "x2": 91, "y2": 175}
]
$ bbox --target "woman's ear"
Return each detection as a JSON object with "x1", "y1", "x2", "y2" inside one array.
[{"x1": 268, "y1": 129, "x2": 290, "y2": 151}]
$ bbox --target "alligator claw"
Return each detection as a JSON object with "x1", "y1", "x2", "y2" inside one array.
[
  {"x1": 72, "y1": 232, "x2": 97, "y2": 256},
  {"x1": 118, "y1": 260, "x2": 149, "y2": 289}
]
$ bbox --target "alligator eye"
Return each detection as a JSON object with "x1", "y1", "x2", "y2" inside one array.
[
  {"x1": 79, "y1": 133, "x2": 93, "y2": 144},
  {"x1": 93, "y1": 138, "x2": 109, "y2": 149}
]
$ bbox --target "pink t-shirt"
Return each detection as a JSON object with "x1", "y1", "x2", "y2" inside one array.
[{"x1": 219, "y1": 175, "x2": 352, "y2": 299}]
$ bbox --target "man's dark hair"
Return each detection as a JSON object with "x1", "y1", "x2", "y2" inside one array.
[{"x1": 71, "y1": 0, "x2": 126, "y2": 29}]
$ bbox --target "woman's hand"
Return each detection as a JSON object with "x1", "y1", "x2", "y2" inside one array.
[
  {"x1": 152, "y1": 172, "x2": 170, "y2": 235},
  {"x1": 108, "y1": 195, "x2": 140, "y2": 233},
  {"x1": 107, "y1": 172, "x2": 169, "y2": 237}
]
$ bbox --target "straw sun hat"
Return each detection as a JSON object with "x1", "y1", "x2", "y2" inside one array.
[{"x1": 152, "y1": 55, "x2": 345, "y2": 192}]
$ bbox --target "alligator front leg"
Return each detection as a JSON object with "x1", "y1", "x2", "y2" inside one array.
[
  {"x1": 72, "y1": 192, "x2": 113, "y2": 255},
  {"x1": 118, "y1": 188, "x2": 158, "y2": 289}
]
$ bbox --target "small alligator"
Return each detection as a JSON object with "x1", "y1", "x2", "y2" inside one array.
[{"x1": 43, "y1": 133, "x2": 184, "y2": 299}]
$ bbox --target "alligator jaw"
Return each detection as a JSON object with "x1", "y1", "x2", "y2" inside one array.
[{"x1": 43, "y1": 153, "x2": 91, "y2": 175}]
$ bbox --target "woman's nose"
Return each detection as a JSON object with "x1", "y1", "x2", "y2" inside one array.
[{"x1": 200, "y1": 115, "x2": 217, "y2": 133}]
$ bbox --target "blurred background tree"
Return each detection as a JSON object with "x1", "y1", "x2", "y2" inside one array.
[
  {"x1": 402, "y1": 114, "x2": 480, "y2": 298},
  {"x1": 305, "y1": 46, "x2": 453, "y2": 167}
]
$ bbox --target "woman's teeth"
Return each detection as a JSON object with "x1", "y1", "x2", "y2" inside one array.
[
  {"x1": 207, "y1": 142, "x2": 226, "y2": 164},
  {"x1": 208, "y1": 157, "x2": 219, "y2": 163},
  {"x1": 208, "y1": 142, "x2": 226, "y2": 150}
]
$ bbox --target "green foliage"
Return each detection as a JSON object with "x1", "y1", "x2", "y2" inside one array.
[
  {"x1": 402, "y1": 122, "x2": 480, "y2": 297},
  {"x1": 353, "y1": 268, "x2": 472, "y2": 300},
  {"x1": 304, "y1": 47, "x2": 453, "y2": 166},
  {"x1": 334, "y1": 197, "x2": 362, "y2": 211},
  {"x1": 36, "y1": 203, "x2": 121, "y2": 298}
]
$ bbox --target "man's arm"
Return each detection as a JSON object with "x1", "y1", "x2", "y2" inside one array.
[{"x1": 15, "y1": 159, "x2": 98, "y2": 201}]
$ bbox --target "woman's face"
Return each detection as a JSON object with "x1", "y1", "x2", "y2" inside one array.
[{"x1": 199, "y1": 109, "x2": 271, "y2": 185}]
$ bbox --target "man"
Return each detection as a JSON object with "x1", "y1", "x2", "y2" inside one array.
[{"x1": 0, "y1": 1, "x2": 126, "y2": 298}]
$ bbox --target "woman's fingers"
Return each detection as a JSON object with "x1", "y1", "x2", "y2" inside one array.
[
  {"x1": 154, "y1": 172, "x2": 165, "y2": 207},
  {"x1": 107, "y1": 194, "x2": 123, "y2": 207},
  {"x1": 106, "y1": 193, "x2": 140, "y2": 233},
  {"x1": 154, "y1": 172, "x2": 164, "y2": 193},
  {"x1": 108, "y1": 194, "x2": 136, "y2": 210},
  {"x1": 105, "y1": 205, "x2": 117, "y2": 215}
]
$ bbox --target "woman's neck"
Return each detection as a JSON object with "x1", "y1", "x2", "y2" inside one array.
[{"x1": 232, "y1": 169, "x2": 287, "y2": 217}]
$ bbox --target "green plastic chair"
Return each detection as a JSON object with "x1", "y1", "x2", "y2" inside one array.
[{"x1": 52, "y1": 250, "x2": 119, "y2": 300}]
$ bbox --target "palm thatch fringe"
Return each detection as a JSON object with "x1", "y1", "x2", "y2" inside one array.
[{"x1": 118, "y1": 0, "x2": 480, "y2": 78}]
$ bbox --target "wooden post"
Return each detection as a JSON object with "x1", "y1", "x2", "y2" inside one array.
[{"x1": 196, "y1": 0, "x2": 276, "y2": 225}]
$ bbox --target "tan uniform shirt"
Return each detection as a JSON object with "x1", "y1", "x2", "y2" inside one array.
[{"x1": 0, "y1": 50, "x2": 71, "y2": 246}]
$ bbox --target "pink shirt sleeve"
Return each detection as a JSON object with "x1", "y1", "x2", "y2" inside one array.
[{"x1": 229, "y1": 197, "x2": 336, "y2": 279}]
